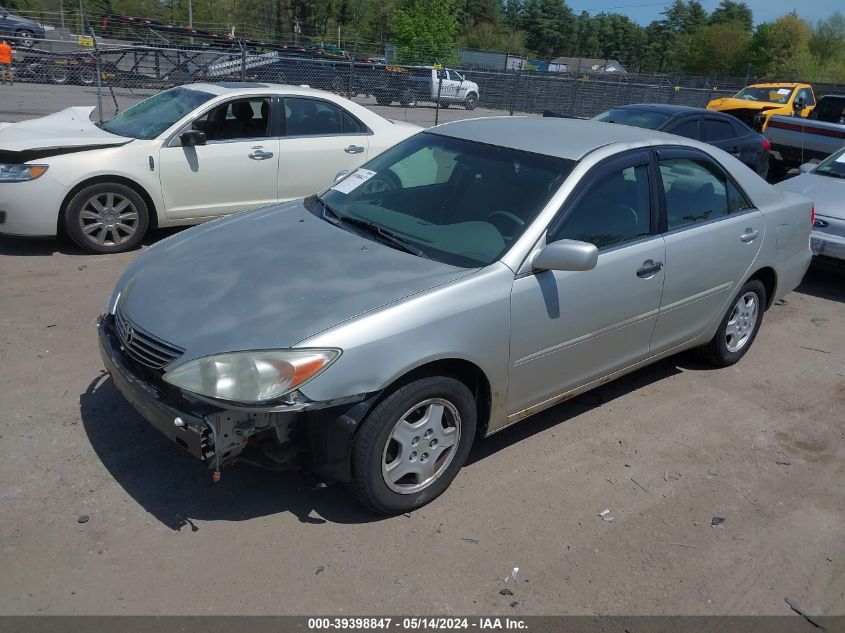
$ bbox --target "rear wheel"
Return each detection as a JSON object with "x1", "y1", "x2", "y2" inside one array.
[
  {"x1": 399, "y1": 89, "x2": 417, "y2": 108},
  {"x1": 48, "y1": 64, "x2": 69, "y2": 85},
  {"x1": 349, "y1": 376, "x2": 476, "y2": 514},
  {"x1": 699, "y1": 279, "x2": 765, "y2": 367},
  {"x1": 374, "y1": 92, "x2": 392, "y2": 106},
  {"x1": 78, "y1": 66, "x2": 96, "y2": 85},
  {"x1": 64, "y1": 182, "x2": 149, "y2": 254}
]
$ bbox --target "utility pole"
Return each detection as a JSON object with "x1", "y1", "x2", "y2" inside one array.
[{"x1": 188, "y1": 0, "x2": 193, "y2": 29}]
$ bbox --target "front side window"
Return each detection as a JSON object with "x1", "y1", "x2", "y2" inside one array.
[
  {"x1": 102, "y1": 87, "x2": 214, "y2": 139},
  {"x1": 314, "y1": 132, "x2": 574, "y2": 267},
  {"x1": 796, "y1": 88, "x2": 815, "y2": 106},
  {"x1": 193, "y1": 97, "x2": 270, "y2": 141},
  {"x1": 660, "y1": 158, "x2": 730, "y2": 230},
  {"x1": 554, "y1": 164, "x2": 651, "y2": 249}
]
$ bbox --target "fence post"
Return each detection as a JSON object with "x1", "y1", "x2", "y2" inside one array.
[
  {"x1": 240, "y1": 42, "x2": 247, "y2": 80},
  {"x1": 509, "y1": 67, "x2": 521, "y2": 116},
  {"x1": 434, "y1": 71, "x2": 443, "y2": 125},
  {"x1": 78, "y1": 1, "x2": 103, "y2": 123}
]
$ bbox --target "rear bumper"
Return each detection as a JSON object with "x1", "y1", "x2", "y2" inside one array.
[{"x1": 812, "y1": 229, "x2": 845, "y2": 261}]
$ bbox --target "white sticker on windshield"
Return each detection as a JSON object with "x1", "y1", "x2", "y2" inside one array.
[
  {"x1": 777, "y1": 88, "x2": 791, "y2": 95},
  {"x1": 331, "y1": 168, "x2": 377, "y2": 194}
]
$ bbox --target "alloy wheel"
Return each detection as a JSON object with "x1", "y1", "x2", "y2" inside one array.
[
  {"x1": 725, "y1": 291, "x2": 759, "y2": 352},
  {"x1": 77, "y1": 192, "x2": 140, "y2": 247}
]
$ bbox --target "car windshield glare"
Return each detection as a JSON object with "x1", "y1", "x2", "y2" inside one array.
[
  {"x1": 101, "y1": 87, "x2": 215, "y2": 140},
  {"x1": 734, "y1": 87, "x2": 793, "y2": 104},
  {"x1": 592, "y1": 109, "x2": 671, "y2": 129},
  {"x1": 814, "y1": 148, "x2": 845, "y2": 178},
  {"x1": 317, "y1": 132, "x2": 574, "y2": 267}
]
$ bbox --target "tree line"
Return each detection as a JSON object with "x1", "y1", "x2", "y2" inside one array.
[{"x1": 7, "y1": 0, "x2": 845, "y2": 81}]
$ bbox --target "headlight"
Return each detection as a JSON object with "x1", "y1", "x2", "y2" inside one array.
[
  {"x1": 0, "y1": 164, "x2": 49, "y2": 182},
  {"x1": 163, "y1": 349, "x2": 340, "y2": 404}
]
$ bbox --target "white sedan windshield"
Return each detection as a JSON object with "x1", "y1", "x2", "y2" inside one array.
[{"x1": 102, "y1": 87, "x2": 214, "y2": 140}]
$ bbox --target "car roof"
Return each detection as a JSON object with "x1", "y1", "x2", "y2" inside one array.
[
  {"x1": 747, "y1": 82, "x2": 807, "y2": 88},
  {"x1": 181, "y1": 82, "x2": 341, "y2": 98},
  {"x1": 612, "y1": 103, "x2": 707, "y2": 115},
  {"x1": 431, "y1": 117, "x2": 701, "y2": 160}
]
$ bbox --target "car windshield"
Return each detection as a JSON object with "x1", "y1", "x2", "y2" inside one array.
[
  {"x1": 592, "y1": 108, "x2": 671, "y2": 129},
  {"x1": 814, "y1": 148, "x2": 845, "y2": 178},
  {"x1": 101, "y1": 87, "x2": 214, "y2": 139},
  {"x1": 734, "y1": 87, "x2": 793, "y2": 104},
  {"x1": 315, "y1": 132, "x2": 574, "y2": 267}
]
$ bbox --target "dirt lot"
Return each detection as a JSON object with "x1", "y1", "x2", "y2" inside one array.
[
  {"x1": 0, "y1": 227, "x2": 843, "y2": 616},
  {"x1": 0, "y1": 82, "x2": 844, "y2": 617}
]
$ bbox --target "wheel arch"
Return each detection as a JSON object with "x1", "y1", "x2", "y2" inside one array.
[
  {"x1": 58, "y1": 175, "x2": 159, "y2": 236},
  {"x1": 747, "y1": 265, "x2": 777, "y2": 309}
]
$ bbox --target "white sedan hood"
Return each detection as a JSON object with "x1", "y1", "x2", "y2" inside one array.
[{"x1": 0, "y1": 106, "x2": 130, "y2": 153}]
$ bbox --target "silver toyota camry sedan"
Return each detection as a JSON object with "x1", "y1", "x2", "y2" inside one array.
[{"x1": 98, "y1": 118, "x2": 812, "y2": 514}]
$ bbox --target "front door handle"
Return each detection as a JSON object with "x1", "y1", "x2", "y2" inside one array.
[
  {"x1": 344, "y1": 145, "x2": 365, "y2": 154},
  {"x1": 636, "y1": 260, "x2": 664, "y2": 278},
  {"x1": 249, "y1": 150, "x2": 273, "y2": 160},
  {"x1": 729, "y1": 146, "x2": 740, "y2": 154},
  {"x1": 741, "y1": 228, "x2": 759, "y2": 243}
]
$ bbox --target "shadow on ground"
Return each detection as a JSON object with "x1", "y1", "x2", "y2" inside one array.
[
  {"x1": 0, "y1": 227, "x2": 186, "y2": 257},
  {"x1": 795, "y1": 261, "x2": 845, "y2": 304}
]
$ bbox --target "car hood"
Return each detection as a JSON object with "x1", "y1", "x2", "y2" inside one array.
[
  {"x1": 776, "y1": 173, "x2": 845, "y2": 220},
  {"x1": 115, "y1": 201, "x2": 477, "y2": 362},
  {"x1": 0, "y1": 106, "x2": 130, "y2": 154},
  {"x1": 708, "y1": 98, "x2": 787, "y2": 113}
]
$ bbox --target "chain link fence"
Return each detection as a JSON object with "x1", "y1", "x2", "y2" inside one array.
[{"x1": 4, "y1": 26, "x2": 843, "y2": 127}]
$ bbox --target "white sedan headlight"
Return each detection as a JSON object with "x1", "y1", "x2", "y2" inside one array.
[
  {"x1": 163, "y1": 349, "x2": 340, "y2": 404},
  {"x1": 0, "y1": 164, "x2": 49, "y2": 182}
]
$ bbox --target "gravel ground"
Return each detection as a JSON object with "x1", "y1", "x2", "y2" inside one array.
[{"x1": 0, "y1": 81, "x2": 844, "y2": 617}]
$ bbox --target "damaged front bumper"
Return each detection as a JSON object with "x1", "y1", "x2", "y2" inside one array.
[{"x1": 97, "y1": 314, "x2": 377, "y2": 481}]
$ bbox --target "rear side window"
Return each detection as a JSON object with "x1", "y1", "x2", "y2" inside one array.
[
  {"x1": 703, "y1": 119, "x2": 736, "y2": 142},
  {"x1": 667, "y1": 119, "x2": 700, "y2": 140},
  {"x1": 284, "y1": 98, "x2": 366, "y2": 136},
  {"x1": 659, "y1": 158, "x2": 729, "y2": 230},
  {"x1": 555, "y1": 164, "x2": 651, "y2": 249}
]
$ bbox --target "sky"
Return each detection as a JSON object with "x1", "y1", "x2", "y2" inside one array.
[{"x1": 564, "y1": 0, "x2": 841, "y2": 26}]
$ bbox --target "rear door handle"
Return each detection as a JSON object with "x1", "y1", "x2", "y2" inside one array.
[
  {"x1": 741, "y1": 228, "x2": 759, "y2": 243},
  {"x1": 729, "y1": 147, "x2": 740, "y2": 154},
  {"x1": 249, "y1": 150, "x2": 273, "y2": 160},
  {"x1": 636, "y1": 260, "x2": 664, "y2": 278},
  {"x1": 344, "y1": 145, "x2": 365, "y2": 154}
]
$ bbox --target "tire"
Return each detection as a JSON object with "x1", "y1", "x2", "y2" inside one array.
[
  {"x1": 330, "y1": 75, "x2": 345, "y2": 93},
  {"x1": 374, "y1": 93, "x2": 392, "y2": 106},
  {"x1": 78, "y1": 67, "x2": 96, "y2": 85},
  {"x1": 349, "y1": 376, "x2": 477, "y2": 514},
  {"x1": 49, "y1": 65, "x2": 69, "y2": 85},
  {"x1": 399, "y1": 89, "x2": 417, "y2": 108},
  {"x1": 698, "y1": 279, "x2": 766, "y2": 367},
  {"x1": 64, "y1": 182, "x2": 150, "y2": 254},
  {"x1": 464, "y1": 93, "x2": 478, "y2": 110},
  {"x1": 16, "y1": 30, "x2": 35, "y2": 48}
]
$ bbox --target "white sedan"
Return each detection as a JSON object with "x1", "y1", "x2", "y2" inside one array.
[{"x1": 0, "y1": 83, "x2": 421, "y2": 253}]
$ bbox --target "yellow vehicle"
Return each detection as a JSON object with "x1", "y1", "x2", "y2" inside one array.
[{"x1": 707, "y1": 83, "x2": 815, "y2": 131}]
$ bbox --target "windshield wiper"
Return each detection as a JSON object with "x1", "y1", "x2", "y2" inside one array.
[
  {"x1": 316, "y1": 197, "x2": 427, "y2": 258},
  {"x1": 815, "y1": 170, "x2": 845, "y2": 179}
]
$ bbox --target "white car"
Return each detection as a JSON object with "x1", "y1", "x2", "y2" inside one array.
[{"x1": 0, "y1": 83, "x2": 421, "y2": 253}]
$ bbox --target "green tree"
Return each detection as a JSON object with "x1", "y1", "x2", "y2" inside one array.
[
  {"x1": 390, "y1": 0, "x2": 458, "y2": 64},
  {"x1": 521, "y1": 0, "x2": 574, "y2": 58},
  {"x1": 709, "y1": 0, "x2": 752, "y2": 33},
  {"x1": 751, "y1": 13, "x2": 811, "y2": 77},
  {"x1": 684, "y1": 20, "x2": 750, "y2": 75}
]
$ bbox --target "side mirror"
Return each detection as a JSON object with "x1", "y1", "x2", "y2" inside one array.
[
  {"x1": 793, "y1": 98, "x2": 806, "y2": 114},
  {"x1": 532, "y1": 239, "x2": 598, "y2": 272},
  {"x1": 334, "y1": 170, "x2": 350, "y2": 183},
  {"x1": 799, "y1": 162, "x2": 815, "y2": 174},
  {"x1": 180, "y1": 129, "x2": 206, "y2": 147}
]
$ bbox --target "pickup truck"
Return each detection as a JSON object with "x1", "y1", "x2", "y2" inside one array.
[
  {"x1": 707, "y1": 82, "x2": 815, "y2": 131},
  {"x1": 765, "y1": 94, "x2": 845, "y2": 179},
  {"x1": 368, "y1": 65, "x2": 480, "y2": 110}
]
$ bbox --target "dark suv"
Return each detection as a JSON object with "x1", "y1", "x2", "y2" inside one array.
[{"x1": 0, "y1": 5, "x2": 45, "y2": 48}]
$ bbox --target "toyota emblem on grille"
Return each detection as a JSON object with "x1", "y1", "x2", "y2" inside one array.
[{"x1": 121, "y1": 320, "x2": 134, "y2": 346}]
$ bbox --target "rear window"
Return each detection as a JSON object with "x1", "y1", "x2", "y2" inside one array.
[{"x1": 593, "y1": 108, "x2": 672, "y2": 130}]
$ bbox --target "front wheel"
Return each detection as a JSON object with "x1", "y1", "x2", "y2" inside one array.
[
  {"x1": 64, "y1": 182, "x2": 149, "y2": 254},
  {"x1": 398, "y1": 89, "x2": 417, "y2": 108},
  {"x1": 698, "y1": 279, "x2": 766, "y2": 367},
  {"x1": 464, "y1": 93, "x2": 478, "y2": 110},
  {"x1": 349, "y1": 376, "x2": 477, "y2": 514},
  {"x1": 16, "y1": 30, "x2": 35, "y2": 48}
]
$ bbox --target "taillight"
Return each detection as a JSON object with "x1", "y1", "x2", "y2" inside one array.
[
  {"x1": 811, "y1": 206, "x2": 815, "y2": 227},
  {"x1": 761, "y1": 138, "x2": 771, "y2": 151}
]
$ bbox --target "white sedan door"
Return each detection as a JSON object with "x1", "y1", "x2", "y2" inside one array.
[
  {"x1": 276, "y1": 96, "x2": 371, "y2": 201},
  {"x1": 158, "y1": 96, "x2": 280, "y2": 220}
]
